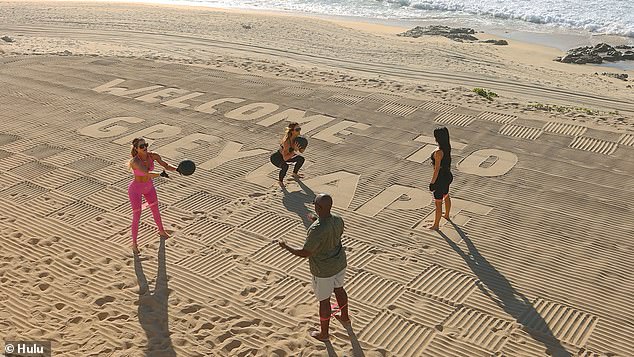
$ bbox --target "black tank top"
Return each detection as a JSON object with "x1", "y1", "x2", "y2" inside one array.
[{"x1": 430, "y1": 149, "x2": 451, "y2": 174}]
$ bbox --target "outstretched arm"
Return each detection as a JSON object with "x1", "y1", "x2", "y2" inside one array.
[
  {"x1": 278, "y1": 241, "x2": 313, "y2": 258},
  {"x1": 152, "y1": 153, "x2": 177, "y2": 171}
]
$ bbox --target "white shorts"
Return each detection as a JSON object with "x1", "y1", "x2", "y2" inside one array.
[{"x1": 312, "y1": 268, "x2": 346, "y2": 301}]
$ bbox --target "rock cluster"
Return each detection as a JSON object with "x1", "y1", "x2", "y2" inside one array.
[
  {"x1": 555, "y1": 43, "x2": 634, "y2": 64},
  {"x1": 479, "y1": 39, "x2": 509, "y2": 46},
  {"x1": 399, "y1": 26, "x2": 478, "y2": 42},
  {"x1": 598, "y1": 72, "x2": 629, "y2": 81},
  {"x1": 398, "y1": 26, "x2": 509, "y2": 45}
]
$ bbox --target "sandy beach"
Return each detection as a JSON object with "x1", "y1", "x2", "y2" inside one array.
[{"x1": 1, "y1": 1, "x2": 633, "y2": 356}]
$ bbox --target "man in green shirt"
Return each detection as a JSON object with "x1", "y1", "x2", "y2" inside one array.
[{"x1": 278, "y1": 193, "x2": 350, "y2": 342}]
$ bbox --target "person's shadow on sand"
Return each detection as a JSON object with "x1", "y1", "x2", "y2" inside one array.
[
  {"x1": 133, "y1": 238, "x2": 176, "y2": 357},
  {"x1": 439, "y1": 222, "x2": 571, "y2": 357},
  {"x1": 281, "y1": 179, "x2": 317, "y2": 229},
  {"x1": 317, "y1": 322, "x2": 366, "y2": 357},
  {"x1": 342, "y1": 323, "x2": 366, "y2": 357}
]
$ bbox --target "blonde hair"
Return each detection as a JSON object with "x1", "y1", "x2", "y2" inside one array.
[
  {"x1": 281, "y1": 122, "x2": 299, "y2": 145},
  {"x1": 128, "y1": 138, "x2": 143, "y2": 169}
]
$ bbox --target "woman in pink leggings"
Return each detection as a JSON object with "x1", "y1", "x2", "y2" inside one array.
[{"x1": 128, "y1": 137, "x2": 177, "y2": 252}]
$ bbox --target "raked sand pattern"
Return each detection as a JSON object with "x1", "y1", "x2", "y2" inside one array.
[{"x1": 0, "y1": 56, "x2": 633, "y2": 356}]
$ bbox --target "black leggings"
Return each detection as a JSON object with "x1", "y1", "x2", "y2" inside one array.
[{"x1": 279, "y1": 155, "x2": 305, "y2": 181}]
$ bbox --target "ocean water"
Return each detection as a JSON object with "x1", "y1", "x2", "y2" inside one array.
[{"x1": 124, "y1": 0, "x2": 634, "y2": 38}]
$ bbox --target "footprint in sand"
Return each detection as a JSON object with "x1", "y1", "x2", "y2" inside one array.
[
  {"x1": 194, "y1": 321, "x2": 215, "y2": 333},
  {"x1": 435, "y1": 324, "x2": 463, "y2": 337},
  {"x1": 39, "y1": 238, "x2": 54, "y2": 247},
  {"x1": 421, "y1": 245, "x2": 438, "y2": 255},
  {"x1": 109, "y1": 282, "x2": 125, "y2": 290},
  {"x1": 83, "y1": 267, "x2": 99, "y2": 274},
  {"x1": 221, "y1": 339, "x2": 242, "y2": 354},
  {"x1": 96, "y1": 311, "x2": 110, "y2": 321},
  {"x1": 232, "y1": 318, "x2": 265, "y2": 329},
  {"x1": 95, "y1": 296, "x2": 115, "y2": 307},
  {"x1": 386, "y1": 304, "x2": 412, "y2": 319},
  {"x1": 239, "y1": 286, "x2": 258, "y2": 297},
  {"x1": 269, "y1": 348, "x2": 289, "y2": 357},
  {"x1": 107, "y1": 313, "x2": 130, "y2": 322},
  {"x1": 181, "y1": 304, "x2": 204, "y2": 314},
  {"x1": 216, "y1": 331, "x2": 234, "y2": 344},
  {"x1": 27, "y1": 237, "x2": 40, "y2": 245}
]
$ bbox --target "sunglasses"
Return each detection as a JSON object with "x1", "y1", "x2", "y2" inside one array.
[
  {"x1": 294, "y1": 127, "x2": 302, "y2": 132},
  {"x1": 137, "y1": 143, "x2": 148, "y2": 149}
]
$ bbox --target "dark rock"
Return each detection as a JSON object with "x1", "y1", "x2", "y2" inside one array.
[
  {"x1": 622, "y1": 51, "x2": 634, "y2": 60},
  {"x1": 560, "y1": 53, "x2": 602, "y2": 64},
  {"x1": 449, "y1": 27, "x2": 475, "y2": 34},
  {"x1": 1, "y1": 35, "x2": 14, "y2": 43},
  {"x1": 601, "y1": 72, "x2": 628, "y2": 81},
  {"x1": 480, "y1": 39, "x2": 508, "y2": 45},
  {"x1": 600, "y1": 48, "x2": 622, "y2": 61},
  {"x1": 615, "y1": 45, "x2": 634, "y2": 50},
  {"x1": 576, "y1": 54, "x2": 603, "y2": 64},
  {"x1": 593, "y1": 43, "x2": 614, "y2": 53},
  {"x1": 555, "y1": 43, "x2": 634, "y2": 64},
  {"x1": 398, "y1": 25, "x2": 479, "y2": 42}
]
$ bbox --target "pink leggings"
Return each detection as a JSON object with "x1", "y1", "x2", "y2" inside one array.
[{"x1": 128, "y1": 180, "x2": 164, "y2": 243}]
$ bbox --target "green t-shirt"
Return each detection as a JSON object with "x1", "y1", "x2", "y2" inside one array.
[{"x1": 302, "y1": 213, "x2": 347, "y2": 278}]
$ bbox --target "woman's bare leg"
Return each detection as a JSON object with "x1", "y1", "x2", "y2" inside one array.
[
  {"x1": 428, "y1": 200, "x2": 443, "y2": 230},
  {"x1": 443, "y1": 194, "x2": 451, "y2": 220}
]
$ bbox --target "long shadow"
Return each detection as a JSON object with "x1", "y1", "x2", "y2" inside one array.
[
  {"x1": 324, "y1": 341, "x2": 337, "y2": 357},
  {"x1": 439, "y1": 222, "x2": 571, "y2": 357},
  {"x1": 281, "y1": 178, "x2": 317, "y2": 229},
  {"x1": 133, "y1": 238, "x2": 176, "y2": 357},
  {"x1": 342, "y1": 323, "x2": 366, "y2": 357}
]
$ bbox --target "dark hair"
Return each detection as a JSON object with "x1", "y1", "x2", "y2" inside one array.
[{"x1": 433, "y1": 126, "x2": 451, "y2": 158}]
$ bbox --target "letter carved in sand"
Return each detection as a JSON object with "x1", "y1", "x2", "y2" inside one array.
[
  {"x1": 312, "y1": 121, "x2": 370, "y2": 144},
  {"x1": 257, "y1": 109, "x2": 334, "y2": 134},
  {"x1": 457, "y1": 149, "x2": 518, "y2": 177},
  {"x1": 92, "y1": 79, "x2": 164, "y2": 97},
  {"x1": 355, "y1": 185, "x2": 428, "y2": 217},
  {"x1": 200, "y1": 142, "x2": 269, "y2": 170},
  {"x1": 113, "y1": 124, "x2": 181, "y2": 145},
  {"x1": 78, "y1": 117, "x2": 145, "y2": 138},
  {"x1": 155, "y1": 133, "x2": 222, "y2": 160}
]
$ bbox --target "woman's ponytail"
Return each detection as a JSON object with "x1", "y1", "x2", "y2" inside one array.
[
  {"x1": 131, "y1": 138, "x2": 141, "y2": 158},
  {"x1": 281, "y1": 122, "x2": 299, "y2": 145}
]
